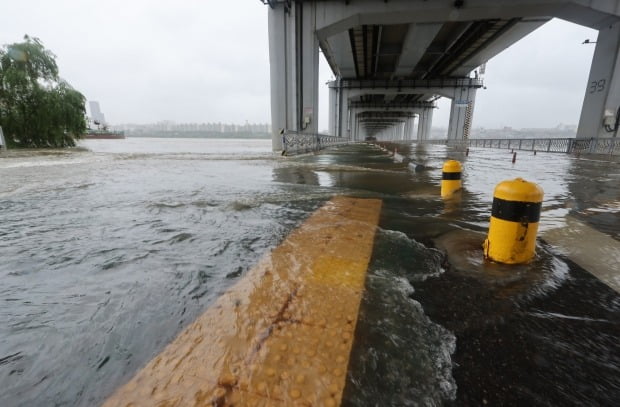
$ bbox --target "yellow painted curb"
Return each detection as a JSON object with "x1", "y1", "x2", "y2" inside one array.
[{"x1": 103, "y1": 196, "x2": 382, "y2": 407}]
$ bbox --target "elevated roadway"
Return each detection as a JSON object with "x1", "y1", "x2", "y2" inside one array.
[{"x1": 262, "y1": 0, "x2": 620, "y2": 150}]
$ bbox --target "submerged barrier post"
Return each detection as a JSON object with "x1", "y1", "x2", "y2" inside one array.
[
  {"x1": 465, "y1": 147, "x2": 469, "y2": 156},
  {"x1": 483, "y1": 178, "x2": 543, "y2": 264},
  {"x1": 512, "y1": 151, "x2": 517, "y2": 163},
  {"x1": 441, "y1": 160, "x2": 462, "y2": 198}
]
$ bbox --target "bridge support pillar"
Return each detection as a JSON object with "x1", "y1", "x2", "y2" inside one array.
[
  {"x1": 351, "y1": 109, "x2": 359, "y2": 141},
  {"x1": 298, "y1": 2, "x2": 320, "y2": 136},
  {"x1": 329, "y1": 85, "x2": 337, "y2": 136},
  {"x1": 338, "y1": 88, "x2": 350, "y2": 139},
  {"x1": 404, "y1": 116, "x2": 416, "y2": 140},
  {"x1": 328, "y1": 81, "x2": 348, "y2": 138},
  {"x1": 355, "y1": 110, "x2": 364, "y2": 141},
  {"x1": 417, "y1": 108, "x2": 434, "y2": 140},
  {"x1": 268, "y1": 5, "x2": 288, "y2": 151},
  {"x1": 268, "y1": 2, "x2": 320, "y2": 151},
  {"x1": 577, "y1": 21, "x2": 620, "y2": 139},
  {"x1": 403, "y1": 118, "x2": 410, "y2": 140},
  {"x1": 447, "y1": 88, "x2": 477, "y2": 140}
]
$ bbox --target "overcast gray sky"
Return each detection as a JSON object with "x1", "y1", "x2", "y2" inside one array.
[{"x1": 1, "y1": 0, "x2": 597, "y2": 130}]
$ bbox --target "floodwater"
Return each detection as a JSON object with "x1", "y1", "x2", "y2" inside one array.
[{"x1": 0, "y1": 138, "x2": 618, "y2": 406}]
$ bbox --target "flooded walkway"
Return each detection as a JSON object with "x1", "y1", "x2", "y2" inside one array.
[{"x1": 0, "y1": 139, "x2": 618, "y2": 406}]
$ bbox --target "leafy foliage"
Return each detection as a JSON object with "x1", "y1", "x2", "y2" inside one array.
[{"x1": 0, "y1": 35, "x2": 87, "y2": 148}]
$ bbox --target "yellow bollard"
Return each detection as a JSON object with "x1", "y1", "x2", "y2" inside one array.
[
  {"x1": 483, "y1": 178, "x2": 544, "y2": 264},
  {"x1": 441, "y1": 160, "x2": 462, "y2": 197}
]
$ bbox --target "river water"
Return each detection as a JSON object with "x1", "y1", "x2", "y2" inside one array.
[{"x1": 0, "y1": 138, "x2": 618, "y2": 406}]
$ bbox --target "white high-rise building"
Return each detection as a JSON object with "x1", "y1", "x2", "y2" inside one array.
[{"x1": 88, "y1": 101, "x2": 106, "y2": 124}]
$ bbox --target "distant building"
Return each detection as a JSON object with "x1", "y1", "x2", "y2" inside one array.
[
  {"x1": 88, "y1": 101, "x2": 106, "y2": 124},
  {"x1": 114, "y1": 121, "x2": 272, "y2": 137}
]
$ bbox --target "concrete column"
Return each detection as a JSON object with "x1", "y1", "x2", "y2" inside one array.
[
  {"x1": 350, "y1": 109, "x2": 357, "y2": 141},
  {"x1": 354, "y1": 109, "x2": 361, "y2": 141},
  {"x1": 285, "y1": 4, "x2": 297, "y2": 131},
  {"x1": 338, "y1": 88, "x2": 349, "y2": 138},
  {"x1": 577, "y1": 21, "x2": 620, "y2": 139},
  {"x1": 268, "y1": 2, "x2": 320, "y2": 151},
  {"x1": 328, "y1": 85, "x2": 337, "y2": 136},
  {"x1": 447, "y1": 87, "x2": 477, "y2": 140},
  {"x1": 298, "y1": 2, "x2": 320, "y2": 135},
  {"x1": 417, "y1": 108, "x2": 434, "y2": 140},
  {"x1": 425, "y1": 108, "x2": 434, "y2": 139},
  {"x1": 268, "y1": 5, "x2": 288, "y2": 151},
  {"x1": 346, "y1": 104, "x2": 353, "y2": 139},
  {"x1": 404, "y1": 117, "x2": 414, "y2": 140}
]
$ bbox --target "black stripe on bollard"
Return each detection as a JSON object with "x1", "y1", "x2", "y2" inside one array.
[
  {"x1": 442, "y1": 172, "x2": 461, "y2": 180},
  {"x1": 491, "y1": 198, "x2": 541, "y2": 223}
]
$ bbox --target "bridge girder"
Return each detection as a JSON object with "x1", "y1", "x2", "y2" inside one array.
[{"x1": 265, "y1": 0, "x2": 620, "y2": 149}]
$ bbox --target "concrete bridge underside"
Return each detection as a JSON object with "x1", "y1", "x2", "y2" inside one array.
[{"x1": 263, "y1": 0, "x2": 620, "y2": 151}]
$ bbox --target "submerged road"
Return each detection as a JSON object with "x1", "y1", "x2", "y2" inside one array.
[{"x1": 0, "y1": 138, "x2": 618, "y2": 406}]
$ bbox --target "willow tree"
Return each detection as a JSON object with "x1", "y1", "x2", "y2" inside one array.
[{"x1": 0, "y1": 35, "x2": 87, "y2": 147}]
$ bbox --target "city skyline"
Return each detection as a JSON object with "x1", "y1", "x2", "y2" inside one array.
[
  {"x1": 117, "y1": 120, "x2": 271, "y2": 133},
  {"x1": 114, "y1": 119, "x2": 576, "y2": 133}
]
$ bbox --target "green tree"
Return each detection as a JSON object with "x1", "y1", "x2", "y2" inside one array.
[{"x1": 0, "y1": 35, "x2": 87, "y2": 148}]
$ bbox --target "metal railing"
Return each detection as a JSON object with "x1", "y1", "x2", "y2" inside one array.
[
  {"x1": 414, "y1": 137, "x2": 620, "y2": 156},
  {"x1": 281, "y1": 135, "x2": 620, "y2": 156},
  {"x1": 282, "y1": 132, "x2": 349, "y2": 155},
  {"x1": 469, "y1": 138, "x2": 574, "y2": 153}
]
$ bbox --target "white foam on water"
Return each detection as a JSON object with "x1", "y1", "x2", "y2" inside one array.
[{"x1": 345, "y1": 254, "x2": 457, "y2": 405}]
